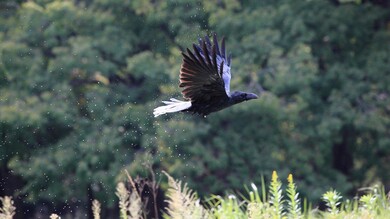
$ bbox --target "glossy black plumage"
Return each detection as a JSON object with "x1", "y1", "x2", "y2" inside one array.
[{"x1": 153, "y1": 34, "x2": 258, "y2": 117}]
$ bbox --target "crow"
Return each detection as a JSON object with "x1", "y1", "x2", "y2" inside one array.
[{"x1": 154, "y1": 34, "x2": 258, "y2": 117}]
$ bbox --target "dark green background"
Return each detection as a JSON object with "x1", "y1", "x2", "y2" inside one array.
[{"x1": 1, "y1": 0, "x2": 389, "y2": 217}]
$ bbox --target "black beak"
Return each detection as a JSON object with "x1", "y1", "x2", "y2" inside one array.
[{"x1": 247, "y1": 93, "x2": 258, "y2": 100}]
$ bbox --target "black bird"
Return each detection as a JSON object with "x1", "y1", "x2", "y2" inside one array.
[{"x1": 154, "y1": 34, "x2": 258, "y2": 117}]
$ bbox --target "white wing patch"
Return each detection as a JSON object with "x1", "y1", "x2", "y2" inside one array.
[
  {"x1": 222, "y1": 65, "x2": 231, "y2": 95},
  {"x1": 153, "y1": 98, "x2": 191, "y2": 117},
  {"x1": 217, "y1": 56, "x2": 231, "y2": 96}
]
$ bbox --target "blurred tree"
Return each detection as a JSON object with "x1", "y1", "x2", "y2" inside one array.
[
  {"x1": 0, "y1": 0, "x2": 389, "y2": 218},
  {"x1": 157, "y1": 0, "x2": 390, "y2": 200},
  {"x1": 0, "y1": 0, "x2": 172, "y2": 217}
]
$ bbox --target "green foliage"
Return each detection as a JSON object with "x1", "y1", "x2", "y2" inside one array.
[
  {"x1": 322, "y1": 190, "x2": 342, "y2": 214},
  {"x1": 5, "y1": 172, "x2": 390, "y2": 218},
  {"x1": 269, "y1": 171, "x2": 284, "y2": 218},
  {"x1": 286, "y1": 174, "x2": 301, "y2": 219},
  {"x1": 1, "y1": 0, "x2": 390, "y2": 217},
  {"x1": 209, "y1": 195, "x2": 246, "y2": 219}
]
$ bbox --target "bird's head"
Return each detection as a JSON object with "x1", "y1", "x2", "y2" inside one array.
[{"x1": 230, "y1": 91, "x2": 258, "y2": 104}]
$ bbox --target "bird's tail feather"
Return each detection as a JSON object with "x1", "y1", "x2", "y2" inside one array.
[{"x1": 153, "y1": 98, "x2": 191, "y2": 117}]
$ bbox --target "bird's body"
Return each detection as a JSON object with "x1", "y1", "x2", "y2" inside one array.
[{"x1": 153, "y1": 34, "x2": 258, "y2": 117}]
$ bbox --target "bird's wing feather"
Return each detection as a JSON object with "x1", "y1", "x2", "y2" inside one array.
[{"x1": 179, "y1": 34, "x2": 232, "y2": 102}]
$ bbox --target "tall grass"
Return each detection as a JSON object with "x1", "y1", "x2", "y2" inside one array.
[
  {"x1": 163, "y1": 171, "x2": 210, "y2": 219},
  {"x1": 0, "y1": 196, "x2": 15, "y2": 219},
  {"x1": 1, "y1": 171, "x2": 389, "y2": 219},
  {"x1": 116, "y1": 182, "x2": 143, "y2": 219}
]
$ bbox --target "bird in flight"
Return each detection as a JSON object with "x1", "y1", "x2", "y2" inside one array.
[{"x1": 154, "y1": 34, "x2": 258, "y2": 117}]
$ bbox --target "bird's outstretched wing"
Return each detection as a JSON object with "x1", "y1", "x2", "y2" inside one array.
[{"x1": 179, "y1": 34, "x2": 232, "y2": 103}]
